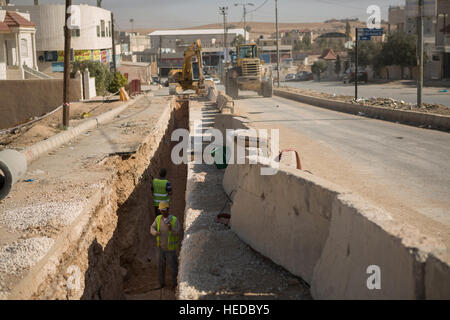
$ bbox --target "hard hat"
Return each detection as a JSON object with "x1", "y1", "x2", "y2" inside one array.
[{"x1": 159, "y1": 201, "x2": 169, "y2": 210}]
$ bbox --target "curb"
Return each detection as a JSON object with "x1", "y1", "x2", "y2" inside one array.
[
  {"x1": 274, "y1": 89, "x2": 450, "y2": 131},
  {"x1": 23, "y1": 97, "x2": 140, "y2": 164}
]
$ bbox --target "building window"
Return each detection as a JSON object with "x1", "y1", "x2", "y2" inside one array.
[
  {"x1": 101, "y1": 20, "x2": 106, "y2": 37},
  {"x1": 97, "y1": 25, "x2": 100, "y2": 37},
  {"x1": 20, "y1": 39, "x2": 28, "y2": 58},
  {"x1": 108, "y1": 21, "x2": 112, "y2": 37},
  {"x1": 71, "y1": 28, "x2": 80, "y2": 37}
]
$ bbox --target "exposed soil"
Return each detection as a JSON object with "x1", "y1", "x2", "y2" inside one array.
[
  {"x1": 122, "y1": 99, "x2": 189, "y2": 300},
  {"x1": 0, "y1": 100, "x2": 124, "y2": 150}
]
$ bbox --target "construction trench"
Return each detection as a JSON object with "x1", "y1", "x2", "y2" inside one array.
[{"x1": 1, "y1": 89, "x2": 449, "y2": 300}]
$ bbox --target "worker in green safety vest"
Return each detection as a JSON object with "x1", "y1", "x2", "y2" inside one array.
[
  {"x1": 150, "y1": 201, "x2": 180, "y2": 289},
  {"x1": 151, "y1": 168, "x2": 172, "y2": 216}
]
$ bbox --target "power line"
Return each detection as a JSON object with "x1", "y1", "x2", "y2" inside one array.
[{"x1": 248, "y1": 0, "x2": 270, "y2": 14}]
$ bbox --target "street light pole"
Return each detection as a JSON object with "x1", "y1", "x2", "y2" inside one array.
[
  {"x1": 417, "y1": 0, "x2": 424, "y2": 107},
  {"x1": 275, "y1": 0, "x2": 280, "y2": 88},
  {"x1": 235, "y1": 2, "x2": 254, "y2": 44},
  {"x1": 220, "y1": 6, "x2": 229, "y2": 61}
]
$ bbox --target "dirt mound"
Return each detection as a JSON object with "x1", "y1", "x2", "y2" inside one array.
[{"x1": 13, "y1": 125, "x2": 58, "y2": 147}]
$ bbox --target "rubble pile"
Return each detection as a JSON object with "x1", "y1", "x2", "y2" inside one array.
[{"x1": 280, "y1": 87, "x2": 450, "y2": 116}]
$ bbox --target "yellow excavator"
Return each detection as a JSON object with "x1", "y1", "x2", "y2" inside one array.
[{"x1": 168, "y1": 39, "x2": 206, "y2": 96}]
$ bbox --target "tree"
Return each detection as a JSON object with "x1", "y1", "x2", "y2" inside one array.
[
  {"x1": 71, "y1": 60, "x2": 112, "y2": 95},
  {"x1": 335, "y1": 55, "x2": 342, "y2": 78},
  {"x1": 311, "y1": 60, "x2": 327, "y2": 82},
  {"x1": 349, "y1": 40, "x2": 382, "y2": 68},
  {"x1": 378, "y1": 32, "x2": 417, "y2": 79},
  {"x1": 245, "y1": 25, "x2": 252, "y2": 32}
]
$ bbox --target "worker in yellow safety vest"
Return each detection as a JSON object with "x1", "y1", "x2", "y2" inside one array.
[
  {"x1": 151, "y1": 168, "x2": 172, "y2": 216},
  {"x1": 150, "y1": 201, "x2": 180, "y2": 289}
]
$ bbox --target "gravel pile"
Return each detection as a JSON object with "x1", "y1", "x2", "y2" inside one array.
[
  {"x1": 348, "y1": 96, "x2": 447, "y2": 112},
  {"x1": 0, "y1": 201, "x2": 87, "y2": 231},
  {"x1": 0, "y1": 237, "x2": 54, "y2": 295}
]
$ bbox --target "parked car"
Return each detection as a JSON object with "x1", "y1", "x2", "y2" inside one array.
[
  {"x1": 213, "y1": 78, "x2": 221, "y2": 85},
  {"x1": 296, "y1": 71, "x2": 313, "y2": 81},
  {"x1": 204, "y1": 75, "x2": 213, "y2": 82},
  {"x1": 343, "y1": 70, "x2": 368, "y2": 84},
  {"x1": 285, "y1": 73, "x2": 297, "y2": 82}
]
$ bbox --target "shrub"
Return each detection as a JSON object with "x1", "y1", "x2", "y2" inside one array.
[
  {"x1": 108, "y1": 72, "x2": 128, "y2": 94},
  {"x1": 71, "y1": 61, "x2": 112, "y2": 96}
]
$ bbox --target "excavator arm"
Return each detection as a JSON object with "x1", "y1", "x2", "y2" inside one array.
[{"x1": 170, "y1": 39, "x2": 206, "y2": 95}]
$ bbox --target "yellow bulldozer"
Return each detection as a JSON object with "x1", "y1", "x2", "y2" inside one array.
[
  {"x1": 225, "y1": 43, "x2": 273, "y2": 99},
  {"x1": 168, "y1": 39, "x2": 206, "y2": 96}
]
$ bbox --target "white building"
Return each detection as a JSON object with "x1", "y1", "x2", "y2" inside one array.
[
  {"x1": 0, "y1": 9, "x2": 37, "y2": 80},
  {"x1": 149, "y1": 28, "x2": 247, "y2": 52},
  {"x1": 12, "y1": 4, "x2": 117, "y2": 75}
]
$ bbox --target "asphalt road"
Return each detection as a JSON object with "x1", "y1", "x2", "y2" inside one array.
[
  {"x1": 231, "y1": 89, "x2": 450, "y2": 241},
  {"x1": 282, "y1": 80, "x2": 450, "y2": 106}
]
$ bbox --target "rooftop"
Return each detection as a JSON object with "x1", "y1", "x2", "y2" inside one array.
[
  {"x1": 0, "y1": 10, "x2": 35, "y2": 33},
  {"x1": 149, "y1": 28, "x2": 245, "y2": 36}
]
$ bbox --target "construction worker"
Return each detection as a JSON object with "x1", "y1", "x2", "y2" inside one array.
[
  {"x1": 151, "y1": 168, "x2": 172, "y2": 216},
  {"x1": 150, "y1": 201, "x2": 180, "y2": 289}
]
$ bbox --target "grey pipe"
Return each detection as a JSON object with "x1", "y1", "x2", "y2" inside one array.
[{"x1": 0, "y1": 150, "x2": 28, "y2": 200}]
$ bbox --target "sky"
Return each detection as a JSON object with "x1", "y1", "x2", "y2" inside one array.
[{"x1": 11, "y1": 0, "x2": 405, "y2": 30}]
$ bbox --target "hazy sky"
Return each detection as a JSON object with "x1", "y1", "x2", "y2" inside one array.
[{"x1": 12, "y1": 0, "x2": 405, "y2": 30}]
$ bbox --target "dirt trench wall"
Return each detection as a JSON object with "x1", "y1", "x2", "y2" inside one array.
[{"x1": 21, "y1": 97, "x2": 188, "y2": 300}]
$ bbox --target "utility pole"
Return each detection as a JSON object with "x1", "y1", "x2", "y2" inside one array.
[
  {"x1": 159, "y1": 35, "x2": 162, "y2": 83},
  {"x1": 130, "y1": 18, "x2": 135, "y2": 34},
  {"x1": 63, "y1": 0, "x2": 72, "y2": 128},
  {"x1": 235, "y1": 2, "x2": 254, "y2": 44},
  {"x1": 417, "y1": 0, "x2": 424, "y2": 107},
  {"x1": 111, "y1": 12, "x2": 117, "y2": 74},
  {"x1": 355, "y1": 27, "x2": 359, "y2": 100},
  {"x1": 219, "y1": 6, "x2": 229, "y2": 62},
  {"x1": 275, "y1": 0, "x2": 280, "y2": 87}
]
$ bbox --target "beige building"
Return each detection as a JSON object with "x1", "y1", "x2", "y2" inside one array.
[
  {"x1": 435, "y1": 0, "x2": 450, "y2": 78},
  {"x1": 388, "y1": 6, "x2": 406, "y2": 33},
  {"x1": 0, "y1": 9, "x2": 38, "y2": 80}
]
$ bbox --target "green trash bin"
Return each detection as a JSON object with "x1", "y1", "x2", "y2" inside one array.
[{"x1": 211, "y1": 147, "x2": 230, "y2": 170}]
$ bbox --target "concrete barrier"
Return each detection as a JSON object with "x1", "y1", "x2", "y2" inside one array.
[
  {"x1": 206, "y1": 83, "x2": 218, "y2": 102},
  {"x1": 274, "y1": 89, "x2": 450, "y2": 131},
  {"x1": 216, "y1": 107, "x2": 450, "y2": 299},
  {"x1": 225, "y1": 160, "x2": 450, "y2": 299},
  {"x1": 216, "y1": 91, "x2": 234, "y2": 114}
]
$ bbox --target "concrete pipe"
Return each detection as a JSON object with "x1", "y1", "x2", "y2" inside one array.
[{"x1": 0, "y1": 150, "x2": 28, "y2": 200}]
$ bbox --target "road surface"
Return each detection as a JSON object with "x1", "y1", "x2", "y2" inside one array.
[
  {"x1": 282, "y1": 80, "x2": 450, "y2": 106},
  {"x1": 231, "y1": 89, "x2": 450, "y2": 246}
]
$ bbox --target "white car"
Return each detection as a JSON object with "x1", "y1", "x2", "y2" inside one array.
[
  {"x1": 204, "y1": 76, "x2": 213, "y2": 82},
  {"x1": 213, "y1": 78, "x2": 220, "y2": 85}
]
